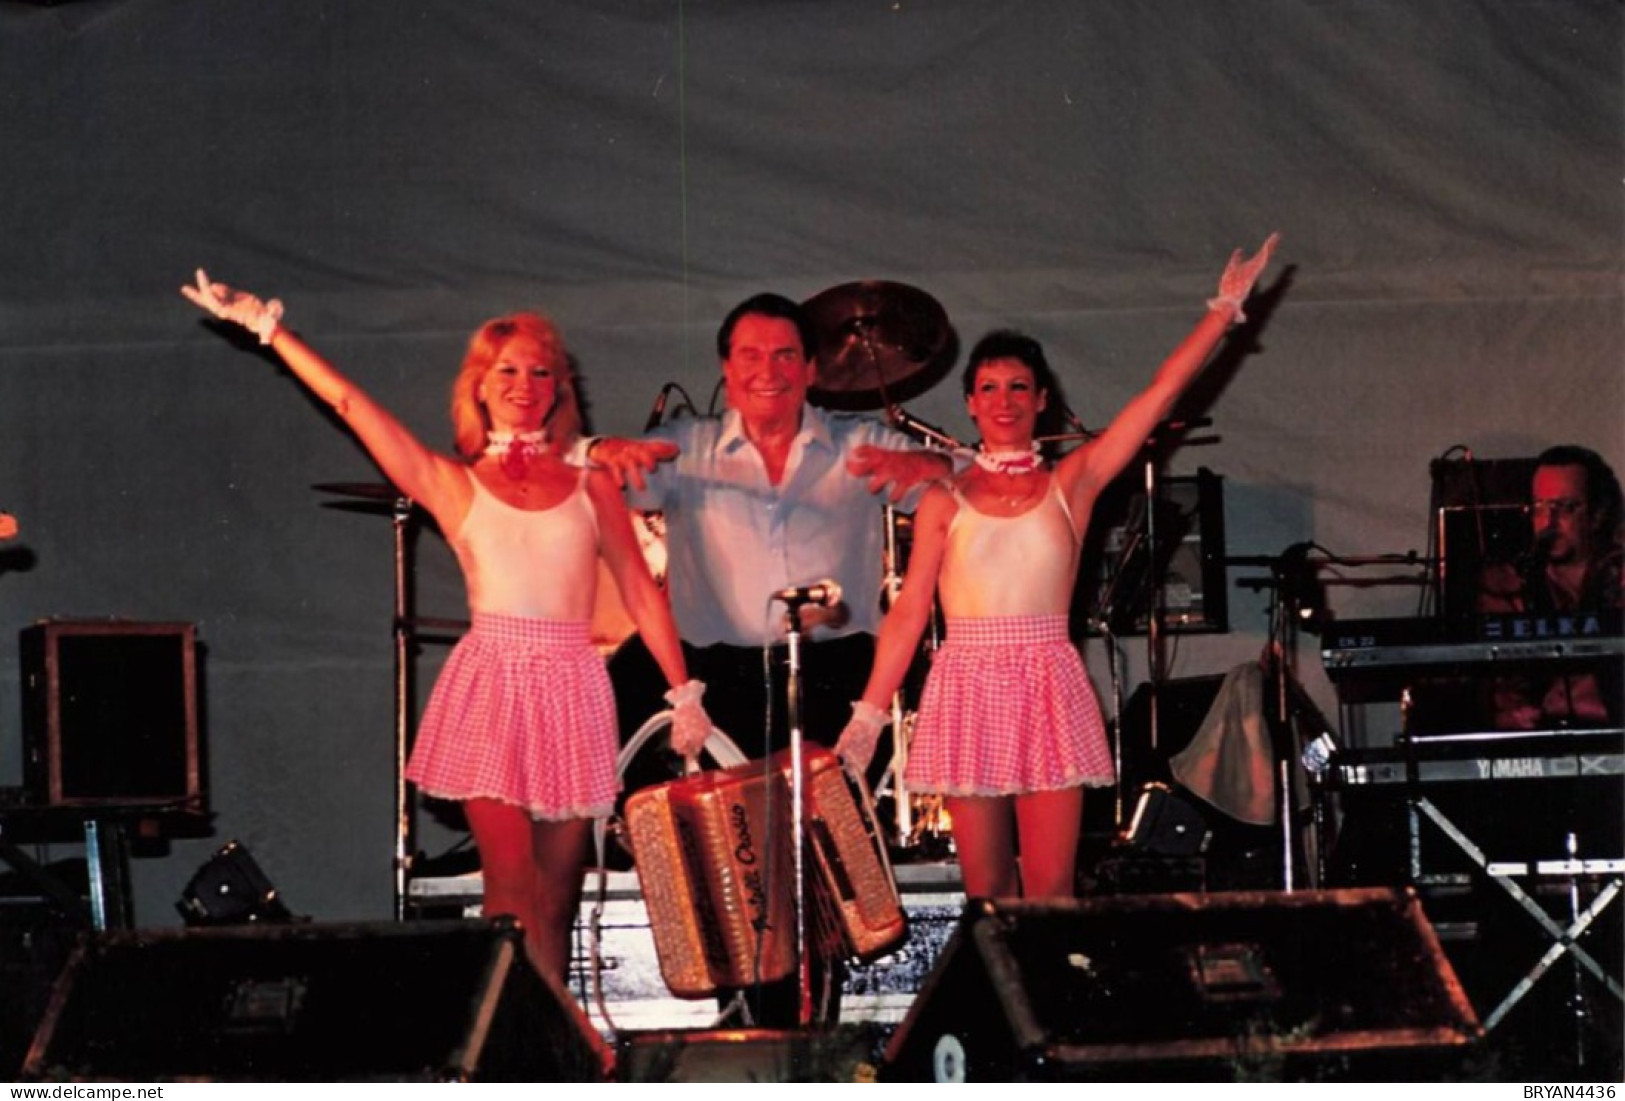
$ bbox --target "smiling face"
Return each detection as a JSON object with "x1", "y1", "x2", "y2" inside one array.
[
  {"x1": 477, "y1": 333, "x2": 563, "y2": 435},
  {"x1": 966, "y1": 358, "x2": 1047, "y2": 451},
  {"x1": 721, "y1": 313, "x2": 817, "y2": 433}
]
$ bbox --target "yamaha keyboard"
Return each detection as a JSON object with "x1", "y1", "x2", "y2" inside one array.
[
  {"x1": 1321, "y1": 612, "x2": 1624, "y2": 703},
  {"x1": 1328, "y1": 727, "x2": 1625, "y2": 789}
]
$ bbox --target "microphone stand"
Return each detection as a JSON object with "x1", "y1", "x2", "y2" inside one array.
[{"x1": 777, "y1": 595, "x2": 816, "y2": 1027}]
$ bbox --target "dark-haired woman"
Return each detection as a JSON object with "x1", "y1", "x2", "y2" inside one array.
[{"x1": 837, "y1": 236, "x2": 1278, "y2": 899}]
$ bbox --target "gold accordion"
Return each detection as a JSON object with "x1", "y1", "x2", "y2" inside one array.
[{"x1": 625, "y1": 746, "x2": 906, "y2": 998}]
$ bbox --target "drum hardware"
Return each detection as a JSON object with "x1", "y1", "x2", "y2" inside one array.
[
  {"x1": 313, "y1": 480, "x2": 422, "y2": 921},
  {"x1": 877, "y1": 502, "x2": 948, "y2": 851}
]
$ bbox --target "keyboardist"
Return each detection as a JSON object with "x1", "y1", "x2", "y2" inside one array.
[{"x1": 1478, "y1": 446, "x2": 1623, "y2": 731}]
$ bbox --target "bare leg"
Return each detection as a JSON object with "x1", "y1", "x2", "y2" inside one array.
[
  {"x1": 1013, "y1": 786, "x2": 1084, "y2": 899},
  {"x1": 945, "y1": 795, "x2": 1020, "y2": 899},
  {"x1": 465, "y1": 800, "x2": 591, "y2": 983},
  {"x1": 528, "y1": 816, "x2": 593, "y2": 984},
  {"x1": 464, "y1": 799, "x2": 545, "y2": 968}
]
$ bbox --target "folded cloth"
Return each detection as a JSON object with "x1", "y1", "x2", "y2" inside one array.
[{"x1": 1169, "y1": 661, "x2": 1276, "y2": 826}]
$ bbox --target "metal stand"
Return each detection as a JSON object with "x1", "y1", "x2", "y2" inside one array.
[
  {"x1": 775, "y1": 595, "x2": 817, "y2": 1027},
  {"x1": 1120, "y1": 418, "x2": 1215, "y2": 774},
  {"x1": 879, "y1": 503, "x2": 913, "y2": 843},
  {"x1": 1233, "y1": 545, "x2": 1342, "y2": 891},
  {"x1": 391, "y1": 494, "x2": 416, "y2": 922},
  {"x1": 1409, "y1": 798, "x2": 1624, "y2": 1035}
]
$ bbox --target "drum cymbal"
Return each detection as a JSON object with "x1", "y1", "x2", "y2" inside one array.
[{"x1": 802, "y1": 281, "x2": 955, "y2": 411}]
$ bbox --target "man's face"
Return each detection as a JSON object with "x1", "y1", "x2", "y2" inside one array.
[
  {"x1": 1531, "y1": 463, "x2": 1593, "y2": 565},
  {"x1": 721, "y1": 313, "x2": 816, "y2": 429}
]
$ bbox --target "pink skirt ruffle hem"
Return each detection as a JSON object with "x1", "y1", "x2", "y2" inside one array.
[
  {"x1": 406, "y1": 613, "x2": 619, "y2": 820},
  {"x1": 904, "y1": 615, "x2": 1115, "y2": 796}
]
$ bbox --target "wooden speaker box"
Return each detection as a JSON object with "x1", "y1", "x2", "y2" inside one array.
[{"x1": 20, "y1": 620, "x2": 201, "y2": 809}]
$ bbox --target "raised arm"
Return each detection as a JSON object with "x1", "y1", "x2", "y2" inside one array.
[
  {"x1": 1055, "y1": 234, "x2": 1278, "y2": 515},
  {"x1": 182, "y1": 270, "x2": 469, "y2": 520}
]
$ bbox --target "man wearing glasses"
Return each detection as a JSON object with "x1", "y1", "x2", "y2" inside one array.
[{"x1": 1479, "y1": 445, "x2": 1624, "y2": 730}]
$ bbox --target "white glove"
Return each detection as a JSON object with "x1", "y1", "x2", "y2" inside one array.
[
  {"x1": 181, "y1": 268, "x2": 284, "y2": 345},
  {"x1": 1206, "y1": 233, "x2": 1280, "y2": 325},
  {"x1": 834, "y1": 699, "x2": 888, "y2": 775},
  {"x1": 664, "y1": 679, "x2": 713, "y2": 760}
]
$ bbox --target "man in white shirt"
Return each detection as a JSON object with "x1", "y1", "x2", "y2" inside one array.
[{"x1": 592, "y1": 292, "x2": 948, "y2": 759}]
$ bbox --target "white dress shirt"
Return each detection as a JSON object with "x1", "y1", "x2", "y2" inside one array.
[{"x1": 626, "y1": 406, "x2": 923, "y2": 647}]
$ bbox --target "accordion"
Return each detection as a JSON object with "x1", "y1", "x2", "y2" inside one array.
[{"x1": 625, "y1": 746, "x2": 906, "y2": 998}]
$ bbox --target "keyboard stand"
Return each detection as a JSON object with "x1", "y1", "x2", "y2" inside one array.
[{"x1": 1409, "y1": 795, "x2": 1622, "y2": 1060}]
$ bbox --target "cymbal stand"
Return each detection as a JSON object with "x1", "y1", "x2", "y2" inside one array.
[{"x1": 390, "y1": 494, "x2": 417, "y2": 922}]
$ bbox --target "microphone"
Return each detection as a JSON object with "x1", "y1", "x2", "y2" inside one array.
[
  {"x1": 772, "y1": 579, "x2": 844, "y2": 607},
  {"x1": 644, "y1": 384, "x2": 673, "y2": 432}
]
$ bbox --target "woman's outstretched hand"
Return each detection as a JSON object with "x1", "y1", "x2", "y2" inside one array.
[
  {"x1": 1207, "y1": 233, "x2": 1280, "y2": 324},
  {"x1": 181, "y1": 269, "x2": 284, "y2": 345}
]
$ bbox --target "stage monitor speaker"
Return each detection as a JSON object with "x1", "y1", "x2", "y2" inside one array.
[
  {"x1": 22, "y1": 919, "x2": 610, "y2": 1082},
  {"x1": 883, "y1": 889, "x2": 1481, "y2": 1082},
  {"x1": 615, "y1": 1027, "x2": 877, "y2": 1083},
  {"x1": 20, "y1": 620, "x2": 202, "y2": 808}
]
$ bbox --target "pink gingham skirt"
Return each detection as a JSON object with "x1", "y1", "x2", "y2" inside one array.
[
  {"x1": 406, "y1": 613, "x2": 619, "y2": 820},
  {"x1": 904, "y1": 615, "x2": 1114, "y2": 796}
]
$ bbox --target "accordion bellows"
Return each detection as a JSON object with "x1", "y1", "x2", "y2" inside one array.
[{"x1": 626, "y1": 746, "x2": 906, "y2": 997}]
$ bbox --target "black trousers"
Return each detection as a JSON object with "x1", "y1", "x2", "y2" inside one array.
[{"x1": 606, "y1": 632, "x2": 874, "y2": 758}]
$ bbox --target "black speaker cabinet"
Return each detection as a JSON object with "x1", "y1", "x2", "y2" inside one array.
[
  {"x1": 20, "y1": 620, "x2": 201, "y2": 808},
  {"x1": 22, "y1": 919, "x2": 610, "y2": 1082},
  {"x1": 883, "y1": 889, "x2": 1481, "y2": 1082}
]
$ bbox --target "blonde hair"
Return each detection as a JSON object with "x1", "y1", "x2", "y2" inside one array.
[{"x1": 449, "y1": 313, "x2": 581, "y2": 460}]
